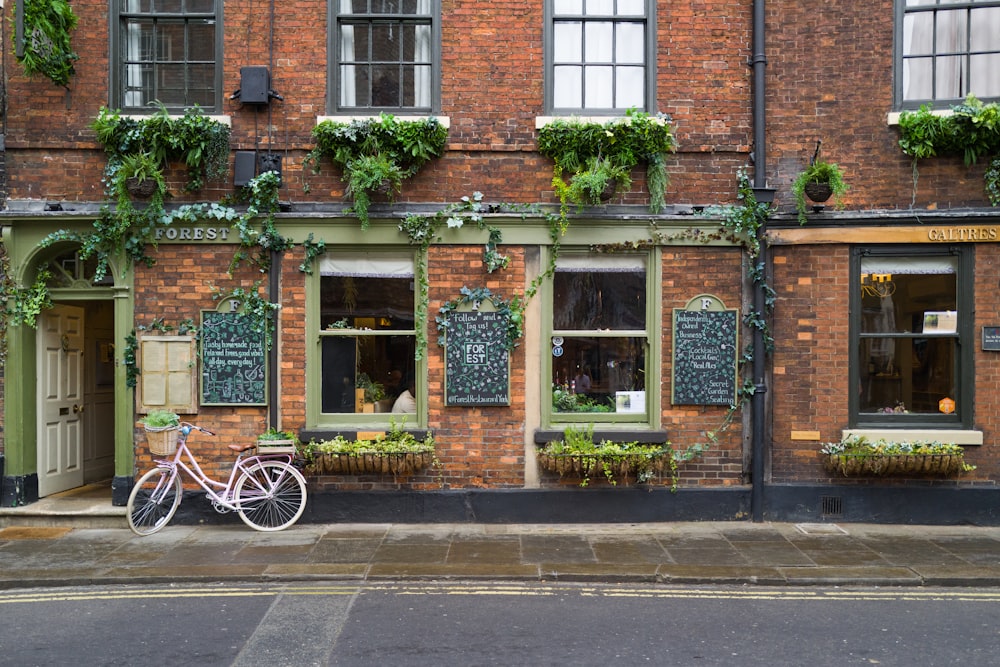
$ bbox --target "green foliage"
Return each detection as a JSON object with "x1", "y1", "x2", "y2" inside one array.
[
  {"x1": 230, "y1": 171, "x2": 292, "y2": 273},
  {"x1": 141, "y1": 409, "x2": 180, "y2": 428},
  {"x1": 551, "y1": 384, "x2": 614, "y2": 413},
  {"x1": 356, "y1": 373, "x2": 386, "y2": 403},
  {"x1": 791, "y1": 159, "x2": 848, "y2": 225},
  {"x1": 436, "y1": 286, "x2": 523, "y2": 352},
  {"x1": 258, "y1": 428, "x2": 297, "y2": 443},
  {"x1": 211, "y1": 281, "x2": 281, "y2": 350},
  {"x1": 898, "y1": 94, "x2": 1000, "y2": 205},
  {"x1": 15, "y1": 0, "x2": 78, "y2": 88},
  {"x1": 308, "y1": 114, "x2": 448, "y2": 229},
  {"x1": 537, "y1": 425, "x2": 673, "y2": 487},
  {"x1": 537, "y1": 109, "x2": 675, "y2": 219},
  {"x1": 310, "y1": 420, "x2": 436, "y2": 456}
]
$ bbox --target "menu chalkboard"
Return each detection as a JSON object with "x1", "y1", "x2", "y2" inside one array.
[
  {"x1": 445, "y1": 310, "x2": 510, "y2": 406},
  {"x1": 672, "y1": 308, "x2": 738, "y2": 405},
  {"x1": 201, "y1": 310, "x2": 267, "y2": 405}
]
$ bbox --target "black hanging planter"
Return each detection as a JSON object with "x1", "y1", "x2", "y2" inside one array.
[{"x1": 804, "y1": 181, "x2": 833, "y2": 203}]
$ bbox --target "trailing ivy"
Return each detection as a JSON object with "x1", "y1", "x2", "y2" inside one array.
[
  {"x1": 537, "y1": 109, "x2": 676, "y2": 225},
  {"x1": 15, "y1": 0, "x2": 78, "y2": 88},
  {"x1": 308, "y1": 114, "x2": 448, "y2": 229},
  {"x1": 435, "y1": 286, "x2": 523, "y2": 352},
  {"x1": 211, "y1": 282, "x2": 281, "y2": 351},
  {"x1": 898, "y1": 94, "x2": 1000, "y2": 206}
]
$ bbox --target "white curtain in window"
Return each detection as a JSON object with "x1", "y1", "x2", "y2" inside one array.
[
  {"x1": 413, "y1": 0, "x2": 432, "y2": 108},
  {"x1": 124, "y1": 0, "x2": 145, "y2": 108},
  {"x1": 320, "y1": 253, "x2": 414, "y2": 277},
  {"x1": 860, "y1": 256, "x2": 956, "y2": 275},
  {"x1": 340, "y1": 2, "x2": 357, "y2": 107},
  {"x1": 970, "y1": 7, "x2": 1000, "y2": 98}
]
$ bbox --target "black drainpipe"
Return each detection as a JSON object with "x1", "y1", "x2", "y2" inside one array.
[
  {"x1": 268, "y1": 249, "x2": 280, "y2": 429},
  {"x1": 751, "y1": 0, "x2": 770, "y2": 522}
]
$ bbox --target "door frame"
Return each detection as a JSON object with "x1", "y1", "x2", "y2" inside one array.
[{"x1": 1, "y1": 233, "x2": 135, "y2": 507}]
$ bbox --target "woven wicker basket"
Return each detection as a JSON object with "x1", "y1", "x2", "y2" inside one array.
[{"x1": 145, "y1": 426, "x2": 179, "y2": 456}]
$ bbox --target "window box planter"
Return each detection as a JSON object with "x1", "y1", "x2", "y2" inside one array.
[
  {"x1": 536, "y1": 425, "x2": 675, "y2": 487},
  {"x1": 823, "y1": 453, "x2": 967, "y2": 477},
  {"x1": 821, "y1": 435, "x2": 973, "y2": 477},
  {"x1": 303, "y1": 420, "x2": 436, "y2": 477},
  {"x1": 311, "y1": 451, "x2": 435, "y2": 475},
  {"x1": 256, "y1": 428, "x2": 298, "y2": 455}
]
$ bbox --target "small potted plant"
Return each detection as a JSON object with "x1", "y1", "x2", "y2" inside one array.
[
  {"x1": 791, "y1": 141, "x2": 848, "y2": 224},
  {"x1": 139, "y1": 409, "x2": 180, "y2": 455},
  {"x1": 257, "y1": 427, "x2": 298, "y2": 455}
]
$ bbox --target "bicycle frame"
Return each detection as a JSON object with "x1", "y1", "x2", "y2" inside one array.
[{"x1": 153, "y1": 424, "x2": 294, "y2": 512}]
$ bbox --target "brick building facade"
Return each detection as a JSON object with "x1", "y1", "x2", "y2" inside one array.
[{"x1": 2, "y1": 1, "x2": 999, "y2": 524}]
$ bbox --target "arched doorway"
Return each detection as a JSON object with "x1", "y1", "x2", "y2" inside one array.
[{"x1": 35, "y1": 247, "x2": 120, "y2": 498}]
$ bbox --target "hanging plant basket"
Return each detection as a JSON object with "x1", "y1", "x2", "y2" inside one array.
[
  {"x1": 804, "y1": 182, "x2": 833, "y2": 203},
  {"x1": 125, "y1": 177, "x2": 158, "y2": 199},
  {"x1": 823, "y1": 453, "x2": 967, "y2": 477}
]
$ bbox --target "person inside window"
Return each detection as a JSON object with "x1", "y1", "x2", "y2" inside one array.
[
  {"x1": 392, "y1": 376, "x2": 416, "y2": 413},
  {"x1": 574, "y1": 367, "x2": 592, "y2": 395}
]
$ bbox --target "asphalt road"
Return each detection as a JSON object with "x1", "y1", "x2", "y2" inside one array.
[{"x1": 2, "y1": 582, "x2": 999, "y2": 666}]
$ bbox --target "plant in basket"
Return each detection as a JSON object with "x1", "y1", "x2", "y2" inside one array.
[
  {"x1": 140, "y1": 409, "x2": 180, "y2": 456},
  {"x1": 791, "y1": 140, "x2": 848, "y2": 224}
]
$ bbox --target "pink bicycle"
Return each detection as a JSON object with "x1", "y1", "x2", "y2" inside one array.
[{"x1": 126, "y1": 422, "x2": 307, "y2": 536}]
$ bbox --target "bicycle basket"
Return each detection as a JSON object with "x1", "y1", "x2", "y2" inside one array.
[{"x1": 144, "y1": 426, "x2": 179, "y2": 456}]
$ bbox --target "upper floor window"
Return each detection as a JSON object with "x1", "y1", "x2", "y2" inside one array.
[
  {"x1": 113, "y1": 1, "x2": 222, "y2": 113},
  {"x1": 547, "y1": 253, "x2": 654, "y2": 424},
  {"x1": 850, "y1": 247, "x2": 972, "y2": 427},
  {"x1": 546, "y1": 0, "x2": 653, "y2": 114},
  {"x1": 898, "y1": 0, "x2": 1000, "y2": 107},
  {"x1": 333, "y1": 1, "x2": 439, "y2": 113}
]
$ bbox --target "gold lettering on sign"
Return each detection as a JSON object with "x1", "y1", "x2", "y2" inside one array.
[{"x1": 928, "y1": 227, "x2": 1000, "y2": 242}]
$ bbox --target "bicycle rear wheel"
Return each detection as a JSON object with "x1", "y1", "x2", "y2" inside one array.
[
  {"x1": 234, "y1": 461, "x2": 307, "y2": 531},
  {"x1": 127, "y1": 467, "x2": 182, "y2": 536}
]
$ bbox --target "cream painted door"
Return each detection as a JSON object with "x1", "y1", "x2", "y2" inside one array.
[{"x1": 37, "y1": 304, "x2": 85, "y2": 497}]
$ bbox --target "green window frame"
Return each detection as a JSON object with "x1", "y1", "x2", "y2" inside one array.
[
  {"x1": 545, "y1": 0, "x2": 655, "y2": 115},
  {"x1": 111, "y1": 0, "x2": 223, "y2": 113},
  {"x1": 849, "y1": 246, "x2": 973, "y2": 428},
  {"x1": 307, "y1": 249, "x2": 425, "y2": 428},
  {"x1": 330, "y1": 0, "x2": 441, "y2": 113},
  {"x1": 895, "y1": 0, "x2": 1000, "y2": 109},
  {"x1": 544, "y1": 250, "x2": 660, "y2": 426}
]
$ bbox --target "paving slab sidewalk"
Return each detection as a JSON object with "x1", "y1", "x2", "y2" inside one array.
[{"x1": 2, "y1": 522, "x2": 1000, "y2": 590}]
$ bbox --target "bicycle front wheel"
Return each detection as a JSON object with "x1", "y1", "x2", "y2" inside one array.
[
  {"x1": 127, "y1": 467, "x2": 182, "y2": 536},
  {"x1": 234, "y1": 461, "x2": 307, "y2": 531}
]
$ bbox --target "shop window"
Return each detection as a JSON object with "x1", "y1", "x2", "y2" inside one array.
[
  {"x1": 113, "y1": 0, "x2": 222, "y2": 112},
  {"x1": 547, "y1": 253, "x2": 652, "y2": 423},
  {"x1": 546, "y1": 0, "x2": 653, "y2": 114},
  {"x1": 851, "y1": 247, "x2": 972, "y2": 427},
  {"x1": 333, "y1": 0, "x2": 439, "y2": 112},
  {"x1": 896, "y1": 0, "x2": 1000, "y2": 108},
  {"x1": 316, "y1": 252, "x2": 419, "y2": 421}
]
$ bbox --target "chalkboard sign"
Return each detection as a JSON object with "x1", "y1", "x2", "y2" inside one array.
[
  {"x1": 672, "y1": 306, "x2": 739, "y2": 406},
  {"x1": 445, "y1": 310, "x2": 510, "y2": 406},
  {"x1": 201, "y1": 309, "x2": 267, "y2": 405}
]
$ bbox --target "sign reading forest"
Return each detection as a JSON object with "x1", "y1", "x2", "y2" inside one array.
[
  {"x1": 671, "y1": 296, "x2": 739, "y2": 406},
  {"x1": 444, "y1": 310, "x2": 510, "y2": 406},
  {"x1": 200, "y1": 310, "x2": 267, "y2": 405}
]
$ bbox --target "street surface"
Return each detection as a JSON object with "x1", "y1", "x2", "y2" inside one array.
[{"x1": 1, "y1": 582, "x2": 998, "y2": 666}]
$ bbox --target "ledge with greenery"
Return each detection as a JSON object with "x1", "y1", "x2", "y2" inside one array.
[
  {"x1": 537, "y1": 424, "x2": 704, "y2": 490},
  {"x1": 537, "y1": 109, "x2": 676, "y2": 226},
  {"x1": 821, "y1": 435, "x2": 975, "y2": 477},
  {"x1": 307, "y1": 114, "x2": 449, "y2": 230},
  {"x1": 301, "y1": 420, "x2": 437, "y2": 476},
  {"x1": 898, "y1": 94, "x2": 1000, "y2": 206}
]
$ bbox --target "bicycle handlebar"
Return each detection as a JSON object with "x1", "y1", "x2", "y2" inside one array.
[{"x1": 180, "y1": 422, "x2": 216, "y2": 436}]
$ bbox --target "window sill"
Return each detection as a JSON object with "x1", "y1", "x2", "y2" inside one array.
[
  {"x1": 842, "y1": 428, "x2": 982, "y2": 446},
  {"x1": 534, "y1": 429, "x2": 668, "y2": 445},
  {"x1": 317, "y1": 115, "x2": 450, "y2": 128},
  {"x1": 886, "y1": 108, "x2": 952, "y2": 126},
  {"x1": 121, "y1": 113, "x2": 231, "y2": 126},
  {"x1": 535, "y1": 115, "x2": 665, "y2": 129}
]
